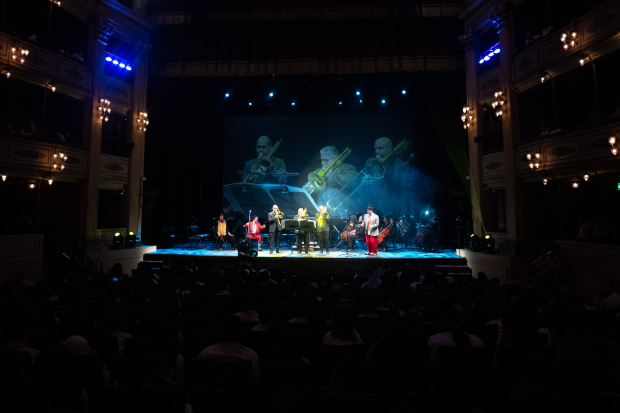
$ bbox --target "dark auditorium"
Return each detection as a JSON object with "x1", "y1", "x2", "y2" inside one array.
[{"x1": 2, "y1": 1, "x2": 620, "y2": 412}]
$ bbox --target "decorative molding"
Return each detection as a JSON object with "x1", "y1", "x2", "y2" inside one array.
[
  {"x1": 547, "y1": 145, "x2": 577, "y2": 158},
  {"x1": 64, "y1": 67, "x2": 86, "y2": 82},
  {"x1": 485, "y1": 162, "x2": 503, "y2": 171},
  {"x1": 516, "y1": 57, "x2": 534, "y2": 73},
  {"x1": 26, "y1": 52, "x2": 52, "y2": 70},
  {"x1": 480, "y1": 75, "x2": 500, "y2": 96},
  {"x1": 459, "y1": 28, "x2": 476, "y2": 52},
  {"x1": 103, "y1": 164, "x2": 125, "y2": 172},
  {"x1": 104, "y1": 83, "x2": 130, "y2": 100},
  {"x1": 588, "y1": 137, "x2": 610, "y2": 151},
  {"x1": 13, "y1": 149, "x2": 45, "y2": 160},
  {"x1": 65, "y1": 156, "x2": 81, "y2": 165},
  {"x1": 135, "y1": 41, "x2": 152, "y2": 61},
  {"x1": 586, "y1": 14, "x2": 617, "y2": 34}
]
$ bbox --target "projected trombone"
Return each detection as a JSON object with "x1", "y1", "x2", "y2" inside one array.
[
  {"x1": 302, "y1": 148, "x2": 352, "y2": 195},
  {"x1": 326, "y1": 140, "x2": 410, "y2": 211},
  {"x1": 242, "y1": 139, "x2": 282, "y2": 184}
]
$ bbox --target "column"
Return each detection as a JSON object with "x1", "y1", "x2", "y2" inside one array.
[
  {"x1": 121, "y1": 43, "x2": 150, "y2": 238},
  {"x1": 494, "y1": 4, "x2": 525, "y2": 243},
  {"x1": 78, "y1": 18, "x2": 115, "y2": 251}
]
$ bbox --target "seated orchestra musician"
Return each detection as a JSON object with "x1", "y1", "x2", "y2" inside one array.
[
  {"x1": 315, "y1": 205, "x2": 330, "y2": 254},
  {"x1": 378, "y1": 216, "x2": 395, "y2": 252},
  {"x1": 293, "y1": 208, "x2": 310, "y2": 254},
  {"x1": 243, "y1": 216, "x2": 264, "y2": 251},
  {"x1": 422, "y1": 216, "x2": 439, "y2": 252},
  {"x1": 346, "y1": 215, "x2": 365, "y2": 253},
  {"x1": 216, "y1": 214, "x2": 236, "y2": 251}
]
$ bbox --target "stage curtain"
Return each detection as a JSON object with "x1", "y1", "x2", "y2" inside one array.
[{"x1": 149, "y1": 16, "x2": 464, "y2": 76}]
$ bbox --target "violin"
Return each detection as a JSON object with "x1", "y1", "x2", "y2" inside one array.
[{"x1": 340, "y1": 217, "x2": 355, "y2": 240}]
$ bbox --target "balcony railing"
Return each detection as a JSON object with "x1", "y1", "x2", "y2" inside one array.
[{"x1": 0, "y1": 30, "x2": 93, "y2": 101}]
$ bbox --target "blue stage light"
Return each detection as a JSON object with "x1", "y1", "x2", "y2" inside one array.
[
  {"x1": 112, "y1": 59, "x2": 119, "y2": 65},
  {"x1": 495, "y1": 48, "x2": 500, "y2": 53},
  {"x1": 125, "y1": 65, "x2": 132, "y2": 71},
  {"x1": 269, "y1": 92, "x2": 273, "y2": 97},
  {"x1": 248, "y1": 102, "x2": 252, "y2": 106},
  {"x1": 291, "y1": 102, "x2": 295, "y2": 106},
  {"x1": 225, "y1": 93, "x2": 229, "y2": 97},
  {"x1": 425, "y1": 211, "x2": 429, "y2": 215},
  {"x1": 488, "y1": 52, "x2": 494, "y2": 57},
  {"x1": 119, "y1": 62, "x2": 126, "y2": 68},
  {"x1": 479, "y1": 59, "x2": 484, "y2": 64},
  {"x1": 402, "y1": 90, "x2": 406, "y2": 94},
  {"x1": 382, "y1": 99, "x2": 386, "y2": 104},
  {"x1": 359, "y1": 99, "x2": 362, "y2": 103},
  {"x1": 356, "y1": 91, "x2": 360, "y2": 95},
  {"x1": 339, "y1": 102, "x2": 342, "y2": 105},
  {"x1": 484, "y1": 56, "x2": 490, "y2": 61},
  {"x1": 105, "y1": 56, "x2": 112, "y2": 62},
  {"x1": 479, "y1": 42, "x2": 500, "y2": 64}
]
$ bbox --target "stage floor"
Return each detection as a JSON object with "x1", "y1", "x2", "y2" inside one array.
[{"x1": 146, "y1": 248, "x2": 460, "y2": 260}]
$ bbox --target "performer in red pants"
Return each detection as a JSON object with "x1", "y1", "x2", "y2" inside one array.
[
  {"x1": 243, "y1": 216, "x2": 264, "y2": 251},
  {"x1": 364, "y1": 205, "x2": 380, "y2": 255}
]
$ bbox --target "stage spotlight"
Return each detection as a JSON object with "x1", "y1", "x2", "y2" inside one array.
[
  {"x1": 483, "y1": 235, "x2": 495, "y2": 254},
  {"x1": 468, "y1": 233, "x2": 482, "y2": 252},
  {"x1": 479, "y1": 59, "x2": 484, "y2": 64},
  {"x1": 291, "y1": 102, "x2": 295, "y2": 106},
  {"x1": 359, "y1": 99, "x2": 362, "y2": 103},
  {"x1": 112, "y1": 59, "x2": 119, "y2": 65},
  {"x1": 105, "y1": 56, "x2": 112, "y2": 62},
  {"x1": 339, "y1": 102, "x2": 342, "y2": 105},
  {"x1": 269, "y1": 92, "x2": 273, "y2": 97},
  {"x1": 356, "y1": 91, "x2": 360, "y2": 95},
  {"x1": 248, "y1": 102, "x2": 252, "y2": 106},
  {"x1": 126, "y1": 65, "x2": 132, "y2": 71},
  {"x1": 402, "y1": 90, "x2": 406, "y2": 94},
  {"x1": 119, "y1": 62, "x2": 126, "y2": 68},
  {"x1": 112, "y1": 232, "x2": 124, "y2": 249},
  {"x1": 425, "y1": 211, "x2": 429, "y2": 215},
  {"x1": 382, "y1": 99, "x2": 386, "y2": 104},
  {"x1": 225, "y1": 93, "x2": 229, "y2": 97},
  {"x1": 125, "y1": 231, "x2": 137, "y2": 249}
]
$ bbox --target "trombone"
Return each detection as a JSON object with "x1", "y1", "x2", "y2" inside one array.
[
  {"x1": 302, "y1": 148, "x2": 352, "y2": 195},
  {"x1": 242, "y1": 139, "x2": 282, "y2": 184},
  {"x1": 326, "y1": 140, "x2": 410, "y2": 211}
]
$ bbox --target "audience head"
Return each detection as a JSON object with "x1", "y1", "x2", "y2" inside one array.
[
  {"x1": 219, "y1": 314, "x2": 243, "y2": 342},
  {"x1": 330, "y1": 304, "x2": 357, "y2": 342}
]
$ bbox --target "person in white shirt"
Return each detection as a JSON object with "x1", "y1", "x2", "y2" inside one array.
[
  {"x1": 199, "y1": 315, "x2": 260, "y2": 380},
  {"x1": 235, "y1": 294, "x2": 260, "y2": 323},
  {"x1": 323, "y1": 305, "x2": 363, "y2": 345},
  {"x1": 428, "y1": 309, "x2": 484, "y2": 361}
]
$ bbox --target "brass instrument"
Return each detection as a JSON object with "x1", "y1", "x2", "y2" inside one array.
[
  {"x1": 326, "y1": 140, "x2": 410, "y2": 211},
  {"x1": 302, "y1": 148, "x2": 352, "y2": 194},
  {"x1": 243, "y1": 139, "x2": 282, "y2": 184},
  {"x1": 273, "y1": 207, "x2": 284, "y2": 225}
]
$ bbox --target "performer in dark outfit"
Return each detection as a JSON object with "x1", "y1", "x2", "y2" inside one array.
[
  {"x1": 347, "y1": 216, "x2": 366, "y2": 253},
  {"x1": 267, "y1": 205, "x2": 283, "y2": 254},
  {"x1": 315, "y1": 205, "x2": 330, "y2": 254},
  {"x1": 293, "y1": 208, "x2": 311, "y2": 254},
  {"x1": 422, "y1": 217, "x2": 439, "y2": 252},
  {"x1": 237, "y1": 235, "x2": 257, "y2": 267},
  {"x1": 241, "y1": 135, "x2": 287, "y2": 184}
]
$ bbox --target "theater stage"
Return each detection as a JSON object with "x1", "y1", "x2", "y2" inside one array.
[{"x1": 144, "y1": 247, "x2": 466, "y2": 270}]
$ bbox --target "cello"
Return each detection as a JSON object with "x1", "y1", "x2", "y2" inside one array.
[
  {"x1": 340, "y1": 217, "x2": 355, "y2": 240},
  {"x1": 377, "y1": 220, "x2": 394, "y2": 244}
]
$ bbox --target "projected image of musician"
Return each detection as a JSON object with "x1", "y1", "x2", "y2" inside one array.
[
  {"x1": 303, "y1": 146, "x2": 357, "y2": 213},
  {"x1": 361, "y1": 137, "x2": 410, "y2": 213},
  {"x1": 241, "y1": 135, "x2": 287, "y2": 184}
]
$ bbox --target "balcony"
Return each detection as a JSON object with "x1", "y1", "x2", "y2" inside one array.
[
  {"x1": 0, "y1": 30, "x2": 93, "y2": 101},
  {"x1": 515, "y1": 118, "x2": 620, "y2": 182},
  {"x1": 0, "y1": 135, "x2": 129, "y2": 188},
  {"x1": 511, "y1": 1, "x2": 620, "y2": 94},
  {"x1": 481, "y1": 150, "x2": 505, "y2": 189}
]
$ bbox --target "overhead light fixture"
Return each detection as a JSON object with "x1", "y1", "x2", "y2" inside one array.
[
  {"x1": 125, "y1": 231, "x2": 137, "y2": 248},
  {"x1": 1, "y1": 174, "x2": 6, "y2": 181},
  {"x1": 113, "y1": 232, "x2": 124, "y2": 249},
  {"x1": 1, "y1": 67, "x2": 10, "y2": 78},
  {"x1": 137, "y1": 111, "x2": 149, "y2": 132},
  {"x1": 382, "y1": 99, "x2": 386, "y2": 104},
  {"x1": 11, "y1": 46, "x2": 29, "y2": 64},
  {"x1": 401, "y1": 90, "x2": 406, "y2": 94},
  {"x1": 269, "y1": 92, "x2": 273, "y2": 97},
  {"x1": 572, "y1": 182, "x2": 579, "y2": 189},
  {"x1": 248, "y1": 102, "x2": 252, "y2": 106},
  {"x1": 478, "y1": 42, "x2": 500, "y2": 65},
  {"x1": 104, "y1": 52, "x2": 133, "y2": 71},
  {"x1": 356, "y1": 91, "x2": 360, "y2": 95},
  {"x1": 47, "y1": 177, "x2": 53, "y2": 185},
  {"x1": 543, "y1": 178, "x2": 548, "y2": 185},
  {"x1": 492, "y1": 90, "x2": 505, "y2": 117},
  {"x1": 50, "y1": 0, "x2": 61, "y2": 6},
  {"x1": 29, "y1": 183, "x2": 36, "y2": 189},
  {"x1": 46, "y1": 82, "x2": 56, "y2": 92},
  {"x1": 225, "y1": 93, "x2": 229, "y2": 98},
  {"x1": 112, "y1": 59, "x2": 119, "y2": 65},
  {"x1": 583, "y1": 174, "x2": 589, "y2": 181},
  {"x1": 339, "y1": 102, "x2": 342, "y2": 105},
  {"x1": 610, "y1": 135, "x2": 618, "y2": 155},
  {"x1": 359, "y1": 99, "x2": 362, "y2": 103}
]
